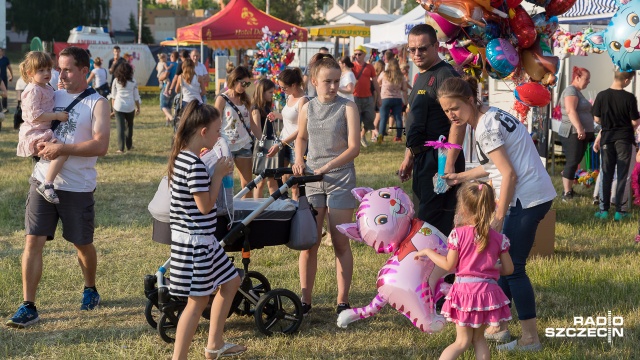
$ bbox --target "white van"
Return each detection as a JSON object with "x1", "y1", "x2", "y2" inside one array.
[{"x1": 67, "y1": 26, "x2": 113, "y2": 44}]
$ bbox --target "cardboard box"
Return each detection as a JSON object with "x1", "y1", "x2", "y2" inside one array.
[{"x1": 529, "y1": 209, "x2": 556, "y2": 258}]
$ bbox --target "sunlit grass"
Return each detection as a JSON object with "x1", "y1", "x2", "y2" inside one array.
[{"x1": 0, "y1": 95, "x2": 638, "y2": 359}]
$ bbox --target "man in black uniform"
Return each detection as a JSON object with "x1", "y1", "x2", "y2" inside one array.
[{"x1": 397, "y1": 24, "x2": 465, "y2": 236}]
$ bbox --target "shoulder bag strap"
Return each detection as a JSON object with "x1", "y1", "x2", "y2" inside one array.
[
  {"x1": 51, "y1": 87, "x2": 97, "y2": 131},
  {"x1": 221, "y1": 93, "x2": 253, "y2": 140},
  {"x1": 355, "y1": 64, "x2": 367, "y2": 80}
]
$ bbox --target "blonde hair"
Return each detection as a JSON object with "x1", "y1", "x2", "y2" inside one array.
[
  {"x1": 384, "y1": 59, "x2": 403, "y2": 86},
  {"x1": 456, "y1": 181, "x2": 496, "y2": 253},
  {"x1": 19, "y1": 51, "x2": 53, "y2": 82},
  {"x1": 373, "y1": 60, "x2": 385, "y2": 76}
]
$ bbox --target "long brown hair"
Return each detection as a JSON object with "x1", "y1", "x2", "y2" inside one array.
[
  {"x1": 384, "y1": 59, "x2": 403, "y2": 86},
  {"x1": 456, "y1": 181, "x2": 496, "y2": 253},
  {"x1": 253, "y1": 78, "x2": 275, "y2": 118},
  {"x1": 226, "y1": 65, "x2": 252, "y2": 108},
  {"x1": 167, "y1": 101, "x2": 220, "y2": 182},
  {"x1": 437, "y1": 76, "x2": 480, "y2": 106},
  {"x1": 181, "y1": 58, "x2": 196, "y2": 84}
]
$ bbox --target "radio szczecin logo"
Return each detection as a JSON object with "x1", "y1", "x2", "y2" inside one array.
[{"x1": 545, "y1": 311, "x2": 623, "y2": 344}]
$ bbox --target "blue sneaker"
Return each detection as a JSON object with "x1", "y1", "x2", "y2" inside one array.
[
  {"x1": 6, "y1": 304, "x2": 39, "y2": 328},
  {"x1": 614, "y1": 212, "x2": 631, "y2": 221},
  {"x1": 80, "y1": 288, "x2": 100, "y2": 310}
]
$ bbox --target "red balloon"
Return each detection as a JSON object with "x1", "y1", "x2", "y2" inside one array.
[
  {"x1": 509, "y1": 5, "x2": 537, "y2": 49},
  {"x1": 514, "y1": 81, "x2": 551, "y2": 107},
  {"x1": 545, "y1": 0, "x2": 578, "y2": 17}
]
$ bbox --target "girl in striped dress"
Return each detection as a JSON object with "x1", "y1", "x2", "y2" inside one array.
[{"x1": 167, "y1": 100, "x2": 246, "y2": 360}]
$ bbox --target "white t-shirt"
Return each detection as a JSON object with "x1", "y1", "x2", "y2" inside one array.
[
  {"x1": 33, "y1": 89, "x2": 104, "y2": 192},
  {"x1": 195, "y1": 62, "x2": 208, "y2": 77},
  {"x1": 91, "y1": 67, "x2": 108, "y2": 88},
  {"x1": 221, "y1": 96, "x2": 252, "y2": 152},
  {"x1": 338, "y1": 71, "x2": 356, "y2": 102},
  {"x1": 475, "y1": 107, "x2": 556, "y2": 209}
]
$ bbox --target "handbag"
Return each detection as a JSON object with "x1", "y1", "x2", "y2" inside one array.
[
  {"x1": 252, "y1": 115, "x2": 284, "y2": 175},
  {"x1": 287, "y1": 194, "x2": 318, "y2": 250}
]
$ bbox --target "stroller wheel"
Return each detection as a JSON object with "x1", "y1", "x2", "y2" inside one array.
[
  {"x1": 254, "y1": 288, "x2": 303, "y2": 336},
  {"x1": 234, "y1": 271, "x2": 271, "y2": 317},
  {"x1": 157, "y1": 306, "x2": 184, "y2": 343},
  {"x1": 144, "y1": 297, "x2": 161, "y2": 329}
]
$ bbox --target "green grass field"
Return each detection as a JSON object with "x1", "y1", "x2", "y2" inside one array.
[{"x1": 0, "y1": 96, "x2": 638, "y2": 359}]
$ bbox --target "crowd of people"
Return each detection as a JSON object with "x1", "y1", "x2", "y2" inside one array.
[{"x1": 5, "y1": 20, "x2": 640, "y2": 359}]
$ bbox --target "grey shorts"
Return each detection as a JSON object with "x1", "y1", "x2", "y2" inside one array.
[
  {"x1": 25, "y1": 178, "x2": 95, "y2": 245},
  {"x1": 355, "y1": 96, "x2": 375, "y2": 131},
  {"x1": 306, "y1": 167, "x2": 357, "y2": 209},
  {"x1": 231, "y1": 146, "x2": 253, "y2": 159}
]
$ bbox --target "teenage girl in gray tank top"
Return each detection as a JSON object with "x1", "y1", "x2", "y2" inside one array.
[{"x1": 292, "y1": 57, "x2": 361, "y2": 317}]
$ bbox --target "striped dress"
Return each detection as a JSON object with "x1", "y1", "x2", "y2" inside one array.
[{"x1": 169, "y1": 150, "x2": 237, "y2": 297}]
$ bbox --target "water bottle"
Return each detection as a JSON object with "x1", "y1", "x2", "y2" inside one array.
[
  {"x1": 217, "y1": 137, "x2": 234, "y2": 190},
  {"x1": 215, "y1": 138, "x2": 234, "y2": 219}
]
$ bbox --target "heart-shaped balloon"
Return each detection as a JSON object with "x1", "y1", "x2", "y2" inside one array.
[
  {"x1": 509, "y1": 5, "x2": 537, "y2": 49},
  {"x1": 514, "y1": 81, "x2": 551, "y2": 107},
  {"x1": 336, "y1": 187, "x2": 450, "y2": 333}
]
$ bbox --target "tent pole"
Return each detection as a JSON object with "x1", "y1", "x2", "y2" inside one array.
[
  {"x1": 334, "y1": 36, "x2": 339, "y2": 58},
  {"x1": 201, "y1": 41, "x2": 204, "y2": 59}
]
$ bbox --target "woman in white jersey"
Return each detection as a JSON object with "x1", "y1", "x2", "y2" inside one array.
[
  {"x1": 438, "y1": 76, "x2": 556, "y2": 352},
  {"x1": 265, "y1": 68, "x2": 308, "y2": 200}
]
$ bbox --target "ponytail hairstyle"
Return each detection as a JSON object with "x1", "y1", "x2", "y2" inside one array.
[
  {"x1": 277, "y1": 67, "x2": 303, "y2": 87},
  {"x1": 167, "y1": 101, "x2": 220, "y2": 182},
  {"x1": 339, "y1": 56, "x2": 354, "y2": 69},
  {"x1": 437, "y1": 75, "x2": 480, "y2": 107},
  {"x1": 308, "y1": 52, "x2": 334, "y2": 80},
  {"x1": 253, "y1": 78, "x2": 276, "y2": 118},
  {"x1": 181, "y1": 58, "x2": 196, "y2": 84},
  {"x1": 456, "y1": 181, "x2": 496, "y2": 253},
  {"x1": 310, "y1": 56, "x2": 340, "y2": 80},
  {"x1": 571, "y1": 66, "x2": 589, "y2": 82},
  {"x1": 226, "y1": 65, "x2": 252, "y2": 108},
  {"x1": 19, "y1": 51, "x2": 53, "y2": 82},
  {"x1": 94, "y1": 57, "x2": 103, "y2": 67}
]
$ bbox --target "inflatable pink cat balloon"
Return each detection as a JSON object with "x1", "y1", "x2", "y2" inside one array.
[{"x1": 336, "y1": 187, "x2": 451, "y2": 333}]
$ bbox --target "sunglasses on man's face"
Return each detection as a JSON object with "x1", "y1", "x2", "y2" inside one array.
[
  {"x1": 407, "y1": 44, "x2": 433, "y2": 54},
  {"x1": 240, "y1": 81, "x2": 252, "y2": 88}
]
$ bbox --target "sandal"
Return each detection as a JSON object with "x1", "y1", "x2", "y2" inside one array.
[
  {"x1": 204, "y1": 343, "x2": 247, "y2": 359},
  {"x1": 36, "y1": 183, "x2": 60, "y2": 204}
]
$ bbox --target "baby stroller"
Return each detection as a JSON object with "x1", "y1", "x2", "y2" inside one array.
[{"x1": 144, "y1": 167, "x2": 322, "y2": 343}]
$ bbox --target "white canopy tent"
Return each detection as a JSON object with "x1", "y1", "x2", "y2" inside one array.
[
  {"x1": 556, "y1": 0, "x2": 616, "y2": 24},
  {"x1": 367, "y1": 6, "x2": 426, "y2": 49}
]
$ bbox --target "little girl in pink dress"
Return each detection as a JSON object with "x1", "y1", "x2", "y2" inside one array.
[
  {"x1": 17, "y1": 51, "x2": 68, "y2": 204},
  {"x1": 415, "y1": 181, "x2": 514, "y2": 360}
]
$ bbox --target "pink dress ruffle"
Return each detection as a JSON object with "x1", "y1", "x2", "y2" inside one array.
[
  {"x1": 16, "y1": 83, "x2": 56, "y2": 157},
  {"x1": 441, "y1": 282, "x2": 512, "y2": 328}
]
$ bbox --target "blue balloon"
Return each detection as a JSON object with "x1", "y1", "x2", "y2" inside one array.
[{"x1": 485, "y1": 38, "x2": 520, "y2": 77}]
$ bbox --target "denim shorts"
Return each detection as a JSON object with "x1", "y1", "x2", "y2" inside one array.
[
  {"x1": 282, "y1": 146, "x2": 296, "y2": 164},
  {"x1": 231, "y1": 146, "x2": 253, "y2": 159}
]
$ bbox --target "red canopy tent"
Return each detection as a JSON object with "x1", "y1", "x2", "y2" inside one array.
[{"x1": 172, "y1": 0, "x2": 308, "y2": 48}]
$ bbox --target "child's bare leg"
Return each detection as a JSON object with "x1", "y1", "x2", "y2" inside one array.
[
  {"x1": 172, "y1": 295, "x2": 209, "y2": 360},
  {"x1": 439, "y1": 325, "x2": 473, "y2": 360},
  {"x1": 206, "y1": 276, "x2": 244, "y2": 357},
  {"x1": 472, "y1": 325, "x2": 490, "y2": 360},
  {"x1": 45, "y1": 155, "x2": 69, "y2": 184}
]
